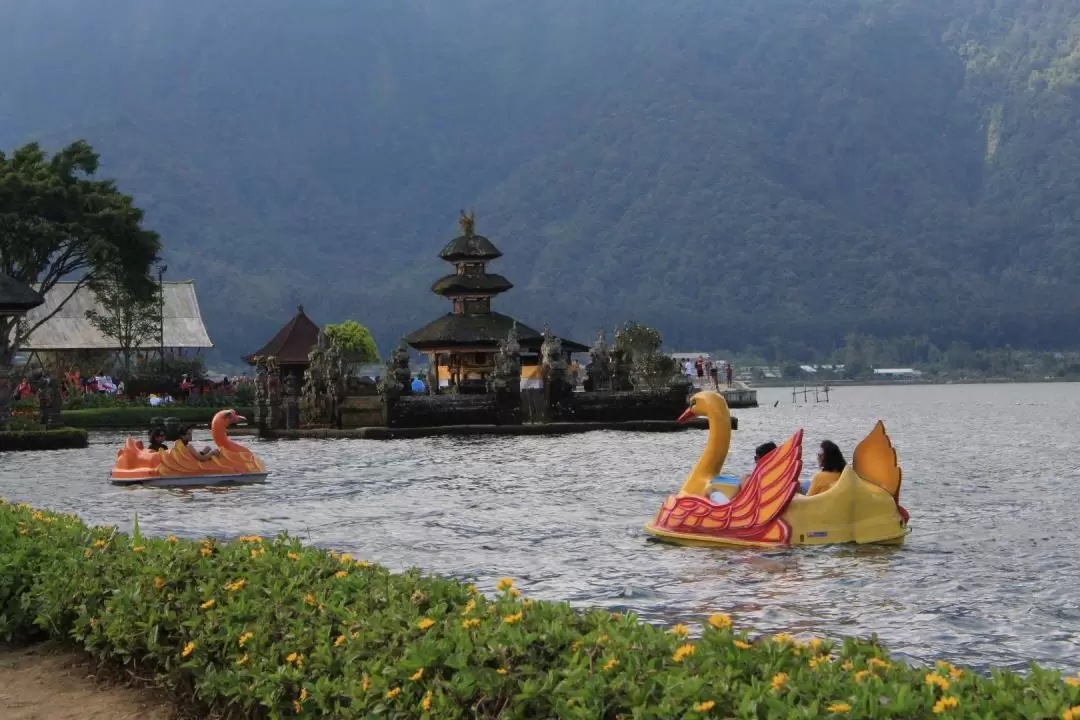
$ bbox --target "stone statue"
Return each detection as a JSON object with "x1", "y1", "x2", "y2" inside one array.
[
  {"x1": 540, "y1": 324, "x2": 567, "y2": 383},
  {"x1": 283, "y1": 371, "x2": 300, "y2": 430},
  {"x1": 585, "y1": 328, "x2": 613, "y2": 391},
  {"x1": 488, "y1": 323, "x2": 522, "y2": 394},
  {"x1": 265, "y1": 356, "x2": 283, "y2": 429},
  {"x1": 610, "y1": 327, "x2": 633, "y2": 391},
  {"x1": 379, "y1": 340, "x2": 412, "y2": 400},
  {"x1": 37, "y1": 376, "x2": 63, "y2": 429},
  {"x1": 253, "y1": 356, "x2": 270, "y2": 428}
]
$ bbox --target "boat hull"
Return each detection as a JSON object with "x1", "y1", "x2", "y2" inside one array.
[
  {"x1": 643, "y1": 522, "x2": 909, "y2": 549},
  {"x1": 110, "y1": 472, "x2": 268, "y2": 488}
]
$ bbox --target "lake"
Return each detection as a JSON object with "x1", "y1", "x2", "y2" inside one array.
[{"x1": 2, "y1": 383, "x2": 1078, "y2": 673}]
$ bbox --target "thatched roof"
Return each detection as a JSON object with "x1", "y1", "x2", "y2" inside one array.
[
  {"x1": 438, "y1": 234, "x2": 502, "y2": 263},
  {"x1": 405, "y1": 312, "x2": 588, "y2": 353},
  {"x1": 431, "y1": 273, "x2": 513, "y2": 296},
  {"x1": 245, "y1": 305, "x2": 321, "y2": 365},
  {"x1": 0, "y1": 274, "x2": 45, "y2": 315},
  {"x1": 20, "y1": 281, "x2": 213, "y2": 351}
]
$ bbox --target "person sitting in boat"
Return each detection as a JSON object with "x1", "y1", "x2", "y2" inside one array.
[
  {"x1": 807, "y1": 440, "x2": 846, "y2": 496},
  {"x1": 178, "y1": 425, "x2": 220, "y2": 461},
  {"x1": 147, "y1": 428, "x2": 169, "y2": 452},
  {"x1": 707, "y1": 441, "x2": 777, "y2": 504}
]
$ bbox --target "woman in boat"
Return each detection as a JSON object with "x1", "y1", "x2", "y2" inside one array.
[
  {"x1": 147, "y1": 428, "x2": 168, "y2": 452},
  {"x1": 178, "y1": 425, "x2": 220, "y2": 461},
  {"x1": 807, "y1": 440, "x2": 846, "y2": 496}
]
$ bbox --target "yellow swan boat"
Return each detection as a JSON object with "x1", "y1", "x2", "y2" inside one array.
[{"x1": 644, "y1": 391, "x2": 909, "y2": 548}]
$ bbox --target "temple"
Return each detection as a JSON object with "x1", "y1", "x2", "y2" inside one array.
[{"x1": 404, "y1": 211, "x2": 587, "y2": 392}]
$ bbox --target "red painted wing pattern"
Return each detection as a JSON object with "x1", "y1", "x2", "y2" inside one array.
[{"x1": 653, "y1": 430, "x2": 804, "y2": 543}]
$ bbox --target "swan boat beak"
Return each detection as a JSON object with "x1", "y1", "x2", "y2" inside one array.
[{"x1": 676, "y1": 407, "x2": 696, "y2": 424}]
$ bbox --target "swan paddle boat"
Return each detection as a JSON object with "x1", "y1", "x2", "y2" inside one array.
[
  {"x1": 110, "y1": 409, "x2": 268, "y2": 488},
  {"x1": 644, "y1": 391, "x2": 909, "y2": 548}
]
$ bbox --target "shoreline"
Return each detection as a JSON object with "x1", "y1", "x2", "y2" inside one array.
[{"x1": 751, "y1": 376, "x2": 1080, "y2": 389}]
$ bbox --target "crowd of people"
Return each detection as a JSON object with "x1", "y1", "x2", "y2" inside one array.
[
  {"x1": 8, "y1": 367, "x2": 252, "y2": 405},
  {"x1": 683, "y1": 356, "x2": 734, "y2": 390}
]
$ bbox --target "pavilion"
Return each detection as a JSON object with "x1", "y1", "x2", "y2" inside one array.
[
  {"x1": 243, "y1": 305, "x2": 322, "y2": 382},
  {"x1": 404, "y1": 212, "x2": 587, "y2": 392},
  {"x1": 19, "y1": 280, "x2": 213, "y2": 357}
]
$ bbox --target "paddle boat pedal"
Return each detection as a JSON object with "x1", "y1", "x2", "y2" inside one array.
[
  {"x1": 644, "y1": 391, "x2": 910, "y2": 548},
  {"x1": 109, "y1": 409, "x2": 268, "y2": 488}
]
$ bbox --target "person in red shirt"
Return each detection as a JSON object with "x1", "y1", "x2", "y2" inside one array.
[{"x1": 17, "y1": 377, "x2": 32, "y2": 399}]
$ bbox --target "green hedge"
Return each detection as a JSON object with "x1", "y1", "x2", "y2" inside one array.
[
  {"x1": 1, "y1": 500, "x2": 1078, "y2": 719},
  {"x1": 0, "y1": 428, "x2": 89, "y2": 452},
  {"x1": 60, "y1": 406, "x2": 255, "y2": 429}
]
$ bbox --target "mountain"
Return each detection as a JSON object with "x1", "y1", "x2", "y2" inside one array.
[{"x1": 3, "y1": 0, "x2": 1080, "y2": 362}]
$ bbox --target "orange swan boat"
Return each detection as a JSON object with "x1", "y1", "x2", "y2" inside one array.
[
  {"x1": 644, "y1": 391, "x2": 910, "y2": 548},
  {"x1": 110, "y1": 409, "x2": 268, "y2": 488}
]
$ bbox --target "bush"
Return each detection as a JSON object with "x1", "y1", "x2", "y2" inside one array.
[
  {"x1": 63, "y1": 392, "x2": 132, "y2": 410},
  {"x1": 0, "y1": 428, "x2": 89, "y2": 452},
  {"x1": 2, "y1": 501, "x2": 1078, "y2": 719},
  {"x1": 61, "y1": 406, "x2": 255, "y2": 429}
]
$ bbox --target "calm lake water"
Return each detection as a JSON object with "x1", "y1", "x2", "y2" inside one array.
[{"x1": 2, "y1": 383, "x2": 1079, "y2": 673}]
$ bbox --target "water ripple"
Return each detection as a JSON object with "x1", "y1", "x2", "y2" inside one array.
[{"x1": 2, "y1": 383, "x2": 1079, "y2": 672}]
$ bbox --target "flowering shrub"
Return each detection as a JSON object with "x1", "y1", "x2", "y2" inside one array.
[{"x1": 2, "y1": 499, "x2": 1079, "y2": 719}]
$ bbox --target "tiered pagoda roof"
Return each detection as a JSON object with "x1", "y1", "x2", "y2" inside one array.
[
  {"x1": 0, "y1": 273, "x2": 44, "y2": 315},
  {"x1": 405, "y1": 211, "x2": 587, "y2": 353}
]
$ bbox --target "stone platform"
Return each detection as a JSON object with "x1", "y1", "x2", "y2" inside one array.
[{"x1": 253, "y1": 416, "x2": 736, "y2": 441}]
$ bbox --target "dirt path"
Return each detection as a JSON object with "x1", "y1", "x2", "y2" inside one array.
[{"x1": 0, "y1": 643, "x2": 176, "y2": 720}]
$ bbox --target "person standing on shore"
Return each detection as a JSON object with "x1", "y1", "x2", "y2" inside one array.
[
  {"x1": 707, "y1": 360, "x2": 719, "y2": 390},
  {"x1": 725, "y1": 363, "x2": 734, "y2": 387}
]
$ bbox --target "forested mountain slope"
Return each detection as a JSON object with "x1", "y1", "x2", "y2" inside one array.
[{"x1": 2, "y1": 0, "x2": 1079, "y2": 360}]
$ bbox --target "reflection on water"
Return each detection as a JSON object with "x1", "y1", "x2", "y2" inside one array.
[{"x1": 3, "y1": 383, "x2": 1080, "y2": 672}]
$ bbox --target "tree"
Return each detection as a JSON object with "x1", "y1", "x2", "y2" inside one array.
[
  {"x1": 84, "y1": 272, "x2": 161, "y2": 376},
  {"x1": 324, "y1": 320, "x2": 379, "y2": 364},
  {"x1": 0, "y1": 140, "x2": 160, "y2": 419},
  {"x1": 613, "y1": 321, "x2": 678, "y2": 390}
]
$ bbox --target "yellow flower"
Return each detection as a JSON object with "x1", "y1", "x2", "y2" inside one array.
[
  {"x1": 200, "y1": 546, "x2": 213, "y2": 557},
  {"x1": 304, "y1": 593, "x2": 317, "y2": 606},
  {"x1": 225, "y1": 579, "x2": 247, "y2": 592},
  {"x1": 335, "y1": 634, "x2": 345, "y2": 647},
  {"x1": 236, "y1": 654, "x2": 249, "y2": 666},
  {"x1": 925, "y1": 673, "x2": 950, "y2": 691},
  {"x1": 293, "y1": 701, "x2": 301, "y2": 714},
  {"x1": 841, "y1": 660, "x2": 854, "y2": 671},
  {"x1": 132, "y1": 546, "x2": 146, "y2": 553},
  {"x1": 287, "y1": 552, "x2": 300, "y2": 560},
  {"x1": 355, "y1": 560, "x2": 370, "y2": 568},
  {"x1": 509, "y1": 587, "x2": 521, "y2": 598},
  {"x1": 166, "y1": 535, "x2": 178, "y2": 544},
  {"x1": 239, "y1": 631, "x2": 254, "y2": 647},
  {"x1": 809, "y1": 638, "x2": 823, "y2": 650},
  {"x1": 83, "y1": 548, "x2": 94, "y2": 558},
  {"x1": 286, "y1": 652, "x2": 304, "y2": 667},
  {"x1": 772, "y1": 632, "x2": 794, "y2": 644},
  {"x1": 869, "y1": 657, "x2": 891, "y2": 670},
  {"x1": 503, "y1": 612, "x2": 523, "y2": 624},
  {"x1": 596, "y1": 634, "x2": 609, "y2": 644},
  {"x1": 809, "y1": 655, "x2": 829, "y2": 669},
  {"x1": 1065, "y1": 707, "x2": 1080, "y2": 720},
  {"x1": 339, "y1": 553, "x2": 353, "y2": 563},
  {"x1": 181, "y1": 642, "x2": 195, "y2": 658},
  {"x1": 496, "y1": 668, "x2": 508, "y2": 675},
  {"x1": 154, "y1": 577, "x2": 166, "y2": 589},
  {"x1": 467, "y1": 584, "x2": 479, "y2": 594},
  {"x1": 250, "y1": 548, "x2": 264, "y2": 558},
  {"x1": 936, "y1": 660, "x2": 952, "y2": 671},
  {"x1": 462, "y1": 618, "x2": 480, "y2": 629},
  {"x1": 386, "y1": 687, "x2": 400, "y2": 699},
  {"x1": 827, "y1": 702, "x2": 851, "y2": 714},
  {"x1": 362, "y1": 674, "x2": 370, "y2": 691},
  {"x1": 932, "y1": 696, "x2": 958, "y2": 714},
  {"x1": 410, "y1": 668, "x2": 424, "y2": 681},
  {"x1": 421, "y1": 690, "x2": 432, "y2": 711},
  {"x1": 733, "y1": 640, "x2": 752, "y2": 650},
  {"x1": 571, "y1": 641, "x2": 581, "y2": 651},
  {"x1": 495, "y1": 577, "x2": 514, "y2": 592},
  {"x1": 707, "y1": 613, "x2": 732, "y2": 630},
  {"x1": 93, "y1": 539, "x2": 108, "y2": 549},
  {"x1": 334, "y1": 570, "x2": 349, "y2": 578},
  {"x1": 1066, "y1": 677, "x2": 1080, "y2": 688},
  {"x1": 693, "y1": 700, "x2": 716, "y2": 713},
  {"x1": 771, "y1": 672, "x2": 788, "y2": 691},
  {"x1": 300, "y1": 688, "x2": 309, "y2": 702},
  {"x1": 418, "y1": 617, "x2": 436, "y2": 630},
  {"x1": 200, "y1": 599, "x2": 216, "y2": 610},
  {"x1": 670, "y1": 624, "x2": 690, "y2": 637},
  {"x1": 854, "y1": 669, "x2": 874, "y2": 683},
  {"x1": 603, "y1": 658, "x2": 619, "y2": 671},
  {"x1": 672, "y1": 643, "x2": 696, "y2": 663},
  {"x1": 462, "y1": 599, "x2": 477, "y2": 615},
  {"x1": 239, "y1": 535, "x2": 263, "y2": 543}
]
